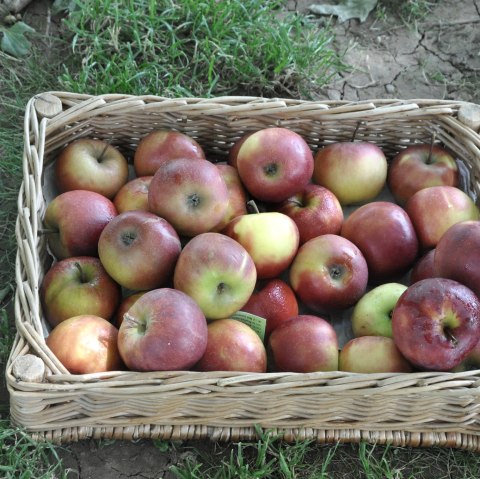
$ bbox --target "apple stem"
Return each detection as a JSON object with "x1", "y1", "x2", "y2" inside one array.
[
  {"x1": 247, "y1": 200, "x2": 260, "y2": 214},
  {"x1": 74, "y1": 261, "x2": 87, "y2": 283},
  {"x1": 97, "y1": 143, "x2": 110, "y2": 163},
  {"x1": 351, "y1": 121, "x2": 364, "y2": 142},
  {"x1": 444, "y1": 327, "x2": 458, "y2": 346},
  {"x1": 426, "y1": 131, "x2": 436, "y2": 165}
]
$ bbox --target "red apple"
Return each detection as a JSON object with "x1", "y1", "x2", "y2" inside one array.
[
  {"x1": 268, "y1": 315, "x2": 339, "y2": 372},
  {"x1": 392, "y1": 278, "x2": 480, "y2": 371},
  {"x1": 278, "y1": 184, "x2": 343, "y2": 244},
  {"x1": 235, "y1": 127, "x2": 314, "y2": 202},
  {"x1": 98, "y1": 210, "x2": 181, "y2": 291},
  {"x1": 339, "y1": 336, "x2": 412, "y2": 373},
  {"x1": 410, "y1": 249, "x2": 437, "y2": 284},
  {"x1": 434, "y1": 220, "x2": 480, "y2": 298},
  {"x1": 211, "y1": 164, "x2": 248, "y2": 232},
  {"x1": 55, "y1": 138, "x2": 129, "y2": 199},
  {"x1": 118, "y1": 288, "x2": 208, "y2": 371},
  {"x1": 46, "y1": 315, "x2": 123, "y2": 374},
  {"x1": 41, "y1": 256, "x2": 121, "y2": 328},
  {"x1": 313, "y1": 142, "x2": 387, "y2": 205},
  {"x1": 195, "y1": 319, "x2": 267, "y2": 373},
  {"x1": 173, "y1": 232, "x2": 257, "y2": 320},
  {"x1": 405, "y1": 185, "x2": 479, "y2": 250},
  {"x1": 228, "y1": 132, "x2": 254, "y2": 168},
  {"x1": 223, "y1": 212, "x2": 299, "y2": 279},
  {"x1": 148, "y1": 158, "x2": 229, "y2": 237},
  {"x1": 44, "y1": 190, "x2": 117, "y2": 259},
  {"x1": 240, "y1": 278, "x2": 299, "y2": 338},
  {"x1": 289, "y1": 234, "x2": 368, "y2": 313},
  {"x1": 113, "y1": 291, "x2": 147, "y2": 328},
  {"x1": 113, "y1": 176, "x2": 152, "y2": 214},
  {"x1": 341, "y1": 201, "x2": 419, "y2": 283},
  {"x1": 387, "y1": 144, "x2": 459, "y2": 205},
  {"x1": 133, "y1": 129, "x2": 205, "y2": 177}
]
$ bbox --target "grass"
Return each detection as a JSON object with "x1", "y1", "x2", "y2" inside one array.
[{"x1": 59, "y1": 0, "x2": 347, "y2": 98}]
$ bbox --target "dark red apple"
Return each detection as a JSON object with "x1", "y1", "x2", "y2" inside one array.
[
  {"x1": 392, "y1": 278, "x2": 480, "y2": 371},
  {"x1": 410, "y1": 249, "x2": 437, "y2": 284},
  {"x1": 341, "y1": 201, "x2": 419, "y2": 283},
  {"x1": 434, "y1": 220, "x2": 480, "y2": 298}
]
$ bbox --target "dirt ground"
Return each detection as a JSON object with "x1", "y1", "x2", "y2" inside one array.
[{"x1": 3, "y1": 0, "x2": 480, "y2": 477}]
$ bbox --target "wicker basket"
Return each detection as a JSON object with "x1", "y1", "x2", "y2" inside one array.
[{"x1": 7, "y1": 93, "x2": 480, "y2": 449}]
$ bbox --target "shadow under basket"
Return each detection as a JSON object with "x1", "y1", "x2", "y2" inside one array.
[{"x1": 6, "y1": 93, "x2": 480, "y2": 449}]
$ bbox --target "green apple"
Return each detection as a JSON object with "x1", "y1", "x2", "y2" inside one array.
[{"x1": 351, "y1": 283, "x2": 408, "y2": 338}]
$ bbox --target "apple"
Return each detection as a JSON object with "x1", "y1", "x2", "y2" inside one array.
[
  {"x1": 55, "y1": 138, "x2": 129, "y2": 199},
  {"x1": 240, "y1": 278, "x2": 299, "y2": 338},
  {"x1": 268, "y1": 315, "x2": 339, "y2": 373},
  {"x1": 174, "y1": 232, "x2": 257, "y2": 320},
  {"x1": 113, "y1": 291, "x2": 147, "y2": 328},
  {"x1": 113, "y1": 176, "x2": 153, "y2": 214},
  {"x1": 289, "y1": 234, "x2": 368, "y2": 313},
  {"x1": 98, "y1": 210, "x2": 181, "y2": 291},
  {"x1": 339, "y1": 336, "x2": 412, "y2": 373},
  {"x1": 452, "y1": 337, "x2": 480, "y2": 371},
  {"x1": 351, "y1": 283, "x2": 408, "y2": 338},
  {"x1": 235, "y1": 127, "x2": 314, "y2": 202},
  {"x1": 211, "y1": 164, "x2": 248, "y2": 232},
  {"x1": 392, "y1": 278, "x2": 480, "y2": 371},
  {"x1": 405, "y1": 185, "x2": 479, "y2": 250},
  {"x1": 434, "y1": 220, "x2": 480, "y2": 298},
  {"x1": 341, "y1": 201, "x2": 419, "y2": 283},
  {"x1": 118, "y1": 288, "x2": 208, "y2": 371},
  {"x1": 46, "y1": 315, "x2": 123, "y2": 374},
  {"x1": 228, "y1": 132, "x2": 254, "y2": 168},
  {"x1": 148, "y1": 158, "x2": 229, "y2": 237},
  {"x1": 313, "y1": 142, "x2": 387, "y2": 205},
  {"x1": 41, "y1": 256, "x2": 121, "y2": 328},
  {"x1": 44, "y1": 190, "x2": 117, "y2": 259},
  {"x1": 133, "y1": 129, "x2": 205, "y2": 177},
  {"x1": 387, "y1": 143, "x2": 459, "y2": 205},
  {"x1": 223, "y1": 212, "x2": 299, "y2": 279},
  {"x1": 195, "y1": 319, "x2": 267, "y2": 373},
  {"x1": 410, "y1": 249, "x2": 437, "y2": 284},
  {"x1": 278, "y1": 184, "x2": 344, "y2": 244}
]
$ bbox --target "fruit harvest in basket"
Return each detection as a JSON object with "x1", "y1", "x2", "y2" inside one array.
[{"x1": 40, "y1": 126, "x2": 480, "y2": 376}]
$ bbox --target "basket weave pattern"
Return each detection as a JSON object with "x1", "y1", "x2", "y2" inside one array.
[{"x1": 7, "y1": 93, "x2": 480, "y2": 448}]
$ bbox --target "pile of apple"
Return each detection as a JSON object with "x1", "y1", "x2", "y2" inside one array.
[{"x1": 41, "y1": 126, "x2": 480, "y2": 376}]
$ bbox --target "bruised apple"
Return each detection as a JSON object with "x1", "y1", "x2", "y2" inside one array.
[
  {"x1": 46, "y1": 315, "x2": 123, "y2": 374},
  {"x1": 392, "y1": 278, "x2": 480, "y2": 371},
  {"x1": 240, "y1": 279, "x2": 299, "y2": 338},
  {"x1": 195, "y1": 319, "x2": 267, "y2": 373},
  {"x1": 268, "y1": 315, "x2": 338, "y2": 373},
  {"x1": 118, "y1": 288, "x2": 208, "y2": 371}
]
